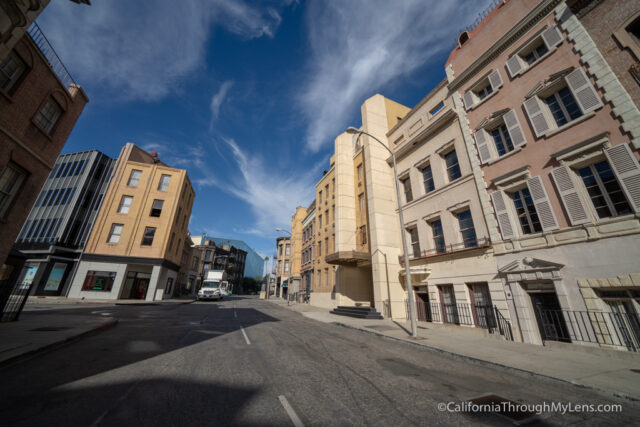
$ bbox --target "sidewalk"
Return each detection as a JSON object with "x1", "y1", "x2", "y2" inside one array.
[
  {"x1": 273, "y1": 300, "x2": 640, "y2": 401},
  {"x1": 23, "y1": 296, "x2": 196, "y2": 309},
  {"x1": 0, "y1": 311, "x2": 117, "y2": 366}
]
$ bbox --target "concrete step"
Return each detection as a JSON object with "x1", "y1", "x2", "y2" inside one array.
[{"x1": 330, "y1": 306, "x2": 384, "y2": 319}]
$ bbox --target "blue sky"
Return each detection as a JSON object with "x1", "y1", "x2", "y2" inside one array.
[{"x1": 39, "y1": 0, "x2": 490, "y2": 258}]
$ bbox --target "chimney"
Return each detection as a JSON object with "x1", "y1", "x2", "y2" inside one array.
[{"x1": 150, "y1": 151, "x2": 160, "y2": 163}]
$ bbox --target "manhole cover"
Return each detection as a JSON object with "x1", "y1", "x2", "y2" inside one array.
[
  {"x1": 467, "y1": 394, "x2": 537, "y2": 424},
  {"x1": 30, "y1": 327, "x2": 71, "y2": 332}
]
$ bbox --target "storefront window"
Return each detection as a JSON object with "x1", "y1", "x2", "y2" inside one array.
[{"x1": 82, "y1": 271, "x2": 116, "y2": 292}]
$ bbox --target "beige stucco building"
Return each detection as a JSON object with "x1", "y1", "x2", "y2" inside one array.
[
  {"x1": 68, "y1": 143, "x2": 195, "y2": 301},
  {"x1": 447, "y1": 0, "x2": 640, "y2": 350},
  {"x1": 386, "y1": 80, "x2": 510, "y2": 332},
  {"x1": 274, "y1": 236, "x2": 291, "y2": 298}
]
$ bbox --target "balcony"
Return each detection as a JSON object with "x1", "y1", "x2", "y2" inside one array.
[
  {"x1": 27, "y1": 22, "x2": 76, "y2": 93},
  {"x1": 326, "y1": 250, "x2": 370, "y2": 266},
  {"x1": 399, "y1": 237, "x2": 491, "y2": 263}
]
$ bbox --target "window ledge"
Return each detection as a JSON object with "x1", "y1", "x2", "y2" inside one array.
[
  {"x1": 486, "y1": 145, "x2": 524, "y2": 166},
  {"x1": 514, "y1": 45, "x2": 560, "y2": 79},
  {"x1": 468, "y1": 89, "x2": 499, "y2": 112},
  {"x1": 543, "y1": 112, "x2": 596, "y2": 138}
]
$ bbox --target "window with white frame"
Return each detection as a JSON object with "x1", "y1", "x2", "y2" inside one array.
[
  {"x1": 401, "y1": 176, "x2": 413, "y2": 203},
  {"x1": 456, "y1": 210, "x2": 477, "y2": 248},
  {"x1": 407, "y1": 227, "x2": 420, "y2": 258},
  {"x1": 474, "y1": 110, "x2": 526, "y2": 164},
  {"x1": 463, "y1": 70, "x2": 503, "y2": 110},
  {"x1": 523, "y1": 68, "x2": 602, "y2": 138},
  {"x1": 0, "y1": 51, "x2": 26, "y2": 92},
  {"x1": 108, "y1": 223, "x2": 123, "y2": 243},
  {"x1": 512, "y1": 188, "x2": 543, "y2": 234},
  {"x1": 422, "y1": 164, "x2": 435, "y2": 193},
  {"x1": 285, "y1": 262, "x2": 290, "y2": 273},
  {"x1": 128, "y1": 170, "x2": 142, "y2": 187},
  {"x1": 34, "y1": 98, "x2": 62, "y2": 134},
  {"x1": 444, "y1": 150, "x2": 462, "y2": 182},
  {"x1": 0, "y1": 163, "x2": 26, "y2": 218},
  {"x1": 577, "y1": 161, "x2": 632, "y2": 219},
  {"x1": 285, "y1": 244, "x2": 290, "y2": 256},
  {"x1": 118, "y1": 195, "x2": 133, "y2": 214},
  {"x1": 505, "y1": 25, "x2": 563, "y2": 78},
  {"x1": 158, "y1": 174, "x2": 171, "y2": 191},
  {"x1": 430, "y1": 219, "x2": 446, "y2": 253}
]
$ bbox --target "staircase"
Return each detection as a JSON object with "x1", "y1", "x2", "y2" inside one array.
[{"x1": 330, "y1": 306, "x2": 384, "y2": 319}]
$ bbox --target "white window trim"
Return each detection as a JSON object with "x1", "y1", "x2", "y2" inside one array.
[
  {"x1": 463, "y1": 69, "x2": 503, "y2": 111},
  {"x1": 506, "y1": 25, "x2": 563, "y2": 78}
]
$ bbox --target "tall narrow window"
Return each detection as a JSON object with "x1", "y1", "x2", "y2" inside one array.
[
  {"x1": 128, "y1": 170, "x2": 142, "y2": 187},
  {"x1": 141, "y1": 227, "x2": 156, "y2": 245},
  {"x1": 357, "y1": 164, "x2": 363, "y2": 180},
  {"x1": 158, "y1": 174, "x2": 171, "y2": 191},
  {"x1": 430, "y1": 219, "x2": 446, "y2": 253},
  {"x1": 490, "y1": 125, "x2": 515, "y2": 157},
  {"x1": 118, "y1": 195, "x2": 133, "y2": 214},
  {"x1": 401, "y1": 177, "x2": 413, "y2": 203},
  {"x1": 285, "y1": 244, "x2": 290, "y2": 256},
  {"x1": 512, "y1": 189, "x2": 542, "y2": 234},
  {"x1": 150, "y1": 199, "x2": 164, "y2": 217},
  {"x1": 0, "y1": 51, "x2": 26, "y2": 92},
  {"x1": 358, "y1": 193, "x2": 365, "y2": 211},
  {"x1": 544, "y1": 87, "x2": 582, "y2": 127},
  {"x1": 578, "y1": 161, "x2": 632, "y2": 218},
  {"x1": 444, "y1": 150, "x2": 462, "y2": 181},
  {"x1": 108, "y1": 224, "x2": 123, "y2": 243},
  {"x1": 408, "y1": 227, "x2": 420, "y2": 258},
  {"x1": 0, "y1": 163, "x2": 26, "y2": 218},
  {"x1": 325, "y1": 237, "x2": 329, "y2": 255},
  {"x1": 422, "y1": 165, "x2": 435, "y2": 193},
  {"x1": 457, "y1": 210, "x2": 477, "y2": 248},
  {"x1": 360, "y1": 225, "x2": 367, "y2": 245},
  {"x1": 34, "y1": 98, "x2": 62, "y2": 133}
]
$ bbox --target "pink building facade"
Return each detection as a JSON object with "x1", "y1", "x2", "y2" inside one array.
[{"x1": 447, "y1": 0, "x2": 640, "y2": 351}]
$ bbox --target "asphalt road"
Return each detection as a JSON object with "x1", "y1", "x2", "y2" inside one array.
[{"x1": 1, "y1": 296, "x2": 639, "y2": 426}]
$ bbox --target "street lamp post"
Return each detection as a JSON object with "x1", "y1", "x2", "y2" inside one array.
[{"x1": 346, "y1": 126, "x2": 418, "y2": 338}]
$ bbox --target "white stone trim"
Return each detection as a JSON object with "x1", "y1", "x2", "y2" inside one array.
[{"x1": 555, "y1": 2, "x2": 640, "y2": 149}]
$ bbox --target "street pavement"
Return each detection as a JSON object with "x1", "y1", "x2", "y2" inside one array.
[{"x1": 0, "y1": 296, "x2": 638, "y2": 426}]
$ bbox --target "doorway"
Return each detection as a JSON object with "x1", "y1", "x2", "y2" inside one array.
[
  {"x1": 124, "y1": 271, "x2": 152, "y2": 300},
  {"x1": 416, "y1": 292, "x2": 432, "y2": 322},
  {"x1": 530, "y1": 292, "x2": 571, "y2": 343}
]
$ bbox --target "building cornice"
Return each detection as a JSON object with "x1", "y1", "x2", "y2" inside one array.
[{"x1": 447, "y1": 0, "x2": 561, "y2": 92}]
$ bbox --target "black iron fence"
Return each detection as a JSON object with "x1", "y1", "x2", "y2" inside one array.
[
  {"x1": 400, "y1": 237, "x2": 491, "y2": 262},
  {"x1": 535, "y1": 306, "x2": 640, "y2": 352},
  {"x1": 407, "y1": 299, "x2": 514, "y2": 341},
  {"x1": 27, "y1": 23, "x2": 76, "y2": 91}
]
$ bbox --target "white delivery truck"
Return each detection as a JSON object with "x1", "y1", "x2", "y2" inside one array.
[{"x1": 197, "y1": 270, "x2": 229, "y2": 301}]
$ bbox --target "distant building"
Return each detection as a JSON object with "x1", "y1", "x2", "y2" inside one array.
[
  {"x1": 0, "y1": 22, "x2": 88, "y2": 317},
  {"x1": 208, "y1": 237, "x2": 264, "y2": 279},
  {"x1": 176, "y1": 234, "x2": 198, "y2": 296},
  {"x1": 300, "y1": 200, "x2": 316, "y2": 297},
  {"x1": 190, "y1": 238, "x2": 247, "y2": 292},
  {"x1": 67, "y1": 143, "x2": 195, "y2": 301},
  {"x1": 13, "y1": 150, "x2": 115, "y2": 297},
  {"x1": 274, "y1": 236, "x2": 291, "y2": 298},
  {"x1": 287, "y1": 206, "x2": 308, "y2": 299}
]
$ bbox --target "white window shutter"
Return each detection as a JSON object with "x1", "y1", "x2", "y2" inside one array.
[
  {"x1": 488, "y1": 69, "x2": 503, "y2": 90},
  {"x1": 505, "y1": 56, "x2": 522, "y2": 78},
  {"x1": 565, "y1": 68, "x2": 603, "y2": 114},
  {"x1": 604, "y1": 144, "x2": 640, "y2": 213},
  {"x1": 541, "y1": 25, "x2": 563, "y2": 49},
  {"x1": 550, "y1": 166, "x2": 590, "y2": 225},
  {"x1": 463, "y1": 91, "x2": 474, "y2": 110},
  {"x1": 526, "y1": 176, "x2": 559, "y2": 231},
  {"x1": 490, "y1": 190, "x2": 515, "y2": 240},
  {"x1": 473, "y1": 128, "x2": 492, "y2": 164},
  {"x1": 503, "y1": 109, "x2": 526, "y2": 148},
  {"x1": 523, "y1": 96, "x2": 550, "y2": 138}
]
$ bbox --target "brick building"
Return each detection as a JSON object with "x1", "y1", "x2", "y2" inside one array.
[{"x1": 0, "y1": 23, "x2": 88, "y2": 315}]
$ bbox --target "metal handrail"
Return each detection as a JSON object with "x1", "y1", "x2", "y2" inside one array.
[{"x1": 27, "y1": 22, "x2": 76, "y2": 91}]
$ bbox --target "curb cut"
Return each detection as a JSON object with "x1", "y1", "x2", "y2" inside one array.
[
  {"x1": 0, "y1": 317, "x2": 118, "y2": 369},
  {"x1": 332, "y1": 321, "x2": 639, "y2": 403}
]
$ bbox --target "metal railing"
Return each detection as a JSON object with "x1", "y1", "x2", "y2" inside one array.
[
  {"x1": 400, "y1": 237, "x2": 491, "y2": 262},
  {"x1": 407, "y1": 298, "x2": 514, "y2": 341},
  {"x1": 535, "y1": 306, "x2": 640, "y2": 352},
  {"x1": 27, "y1": 22, "x2": 76, "y2": 91}
]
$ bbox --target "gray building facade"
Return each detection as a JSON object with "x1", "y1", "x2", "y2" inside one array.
[{"x1": 14, "y1": 150, "x2": 115, "y2": 297}]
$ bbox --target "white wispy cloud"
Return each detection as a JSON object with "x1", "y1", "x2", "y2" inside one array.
[
  {"x1": 210, "y1": 80, "x2": 234, "y2": 125},
  {"x1": 38, "y1": 0, "x2": 290, "y2": 101},
  {"x1": 299, "y1": 0, "x2": 492, "y2": 151}
]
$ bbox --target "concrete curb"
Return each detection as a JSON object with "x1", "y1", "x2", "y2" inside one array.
[
  {"x1": 0, "y1": 317, "x2": 118, "y2": 369},
  {"x1": 331, "y1": 321, "x2": 639, "y2": 402}
]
